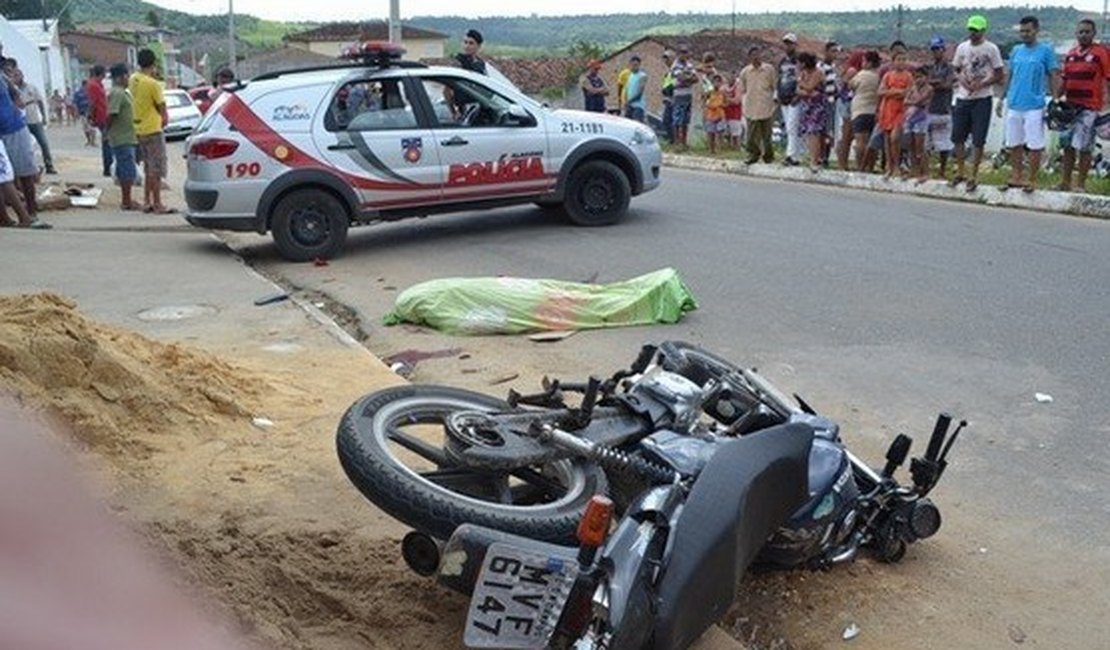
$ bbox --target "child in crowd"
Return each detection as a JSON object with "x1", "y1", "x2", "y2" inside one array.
[
  {"x1": 724, "y1": 72, "x2": 745, "y2": 149},
  {"x1": 703, "y1": 74, "x2": 727, "y2": 154},
  {"x1": 877, "y1": 51, "x2": 912, "y2": 178},
  {"x1": 903, "y1": 65, "x2": 934, "y2": 182}
]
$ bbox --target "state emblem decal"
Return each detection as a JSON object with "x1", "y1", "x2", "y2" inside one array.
[{"x1": 402, "y1": 137, "x2": 423, "y2": 163}]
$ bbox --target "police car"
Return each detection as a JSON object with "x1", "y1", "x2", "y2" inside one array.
[{"x1": 184, "y1": 42, "x2": 662, "y2": 262}]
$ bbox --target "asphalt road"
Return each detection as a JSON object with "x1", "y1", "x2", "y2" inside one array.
[{"x1": 234, "y1": 167, "x2": 1110, "y2": 639}]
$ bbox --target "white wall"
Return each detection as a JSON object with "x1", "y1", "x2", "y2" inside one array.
[{"x1": 3, "y1": 19, "x2": 69, "y2": 114}]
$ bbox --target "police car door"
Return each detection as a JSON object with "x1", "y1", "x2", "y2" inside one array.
[
  {"x1": 313, "y1": 73, "x2": 442, "y2": 211},
  {"x1": 415, "y1": 74, "x2": 551, "y2": 205}
]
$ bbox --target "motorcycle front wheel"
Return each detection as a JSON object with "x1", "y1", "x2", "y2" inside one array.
[{"x1": 337, "y1": 385, "x2": 606, "y2": 544}]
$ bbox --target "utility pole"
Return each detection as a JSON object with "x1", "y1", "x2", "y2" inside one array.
[
  {"x1": 896, "y1": 3, "x2": 904, "y2": 42},
  {"x1": 228, "y1": 0, "x2": 237, "y2": 77},
  {"x1": 732, "y1": 0, "x2": 736, "y2": 37},
  {"x1": 1104, "y1": 0, "x2": 1109, "y2": 39},
  {"x1": 389, "y1": 0, "x2": 401, "y2": 44}
]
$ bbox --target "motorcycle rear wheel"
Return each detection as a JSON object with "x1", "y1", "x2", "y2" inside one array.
[{"x1": 337, "y1": 385, "x2": 606, "y2": 544}]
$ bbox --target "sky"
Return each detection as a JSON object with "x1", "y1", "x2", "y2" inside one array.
[{"x1": 148, "y1": 1, "x2": 1108, "y2": 23}]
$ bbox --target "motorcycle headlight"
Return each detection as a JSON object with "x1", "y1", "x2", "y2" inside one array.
[
  {"x1": 908, "y1": 498, "x2": 942, "y2": 540},
  {"x1": 630, "y1": 127, "x2": 657, "y2": 145}
]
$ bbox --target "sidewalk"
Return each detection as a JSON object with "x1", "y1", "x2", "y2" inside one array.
[{"x1": 665, "y1": 152, "x2": 1110, "y2": 220}]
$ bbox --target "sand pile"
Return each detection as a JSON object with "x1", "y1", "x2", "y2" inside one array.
[
  {"x1": 0, "y1": 293, "x2": 272, "y2": 459},
  {"x1": 0, "y1": 293, "x2": 462, "y2": 649}
]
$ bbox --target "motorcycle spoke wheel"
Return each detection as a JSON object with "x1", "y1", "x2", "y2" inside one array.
[{"x1": 338, "y1": 385, "x2": 607, "y2": 543}]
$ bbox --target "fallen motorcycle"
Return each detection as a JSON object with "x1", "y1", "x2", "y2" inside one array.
[{"x1": 336, "y1": 342, "x2": 965, "y2": 649}]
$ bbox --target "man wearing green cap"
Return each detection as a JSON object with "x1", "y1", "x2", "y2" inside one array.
[{"x1": 949, "y1": 14, "x2": 1004, "y2": 191}]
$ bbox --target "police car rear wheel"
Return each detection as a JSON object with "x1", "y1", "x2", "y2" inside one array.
[
  {"x1": 271, "y1": 189, "x2": 349, "y2": 263},
  {"x1": 564, "y1": 160, "x2": 630, "y2": 226}
]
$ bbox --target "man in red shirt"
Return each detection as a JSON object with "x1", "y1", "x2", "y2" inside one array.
[
  {"x1": 84, "y1": 65, "x2": 112, "y2": 177},
  {"x1": 1058, "y1": 19, "x2": 1110, "y2": 192}
]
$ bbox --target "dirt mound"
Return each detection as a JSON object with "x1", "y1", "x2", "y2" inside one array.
[
  {"x1": 153, "y1": 515, "x2": 466, "y2": 649},
  {"x1": 0, "y1": 293, "x2": 447, "y2": 649},
  {"x1": 0, "y1": 293, "x2": 272, "y2": 459}
]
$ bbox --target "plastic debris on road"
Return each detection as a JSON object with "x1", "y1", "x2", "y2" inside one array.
[
  {"x1": 1034, "y1": 393, "x2": 1053, "y2": 403},
  {"x1": 842, "y1": 623, "x2": 860, "y2": 641},
  {"x1": 383, "y1": 268, "x2": 698, "y2": 335},
  {"x1": 251, "y1": 417, "x2": 275, "y2": 429}
]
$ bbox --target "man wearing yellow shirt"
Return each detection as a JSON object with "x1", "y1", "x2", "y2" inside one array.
[
  {"x1": 129, "y1": 48, "x2": 172, "y2": 213},
  {"x1": 616, "y1": 65, "x2": 632, "y2": 114}
]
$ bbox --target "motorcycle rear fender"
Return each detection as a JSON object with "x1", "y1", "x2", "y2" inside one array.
[
  {"x1": 649, "y1": 423, "x2": 813, "y2": 650},
  {"x1": 435, "y1": 523, "x2": 578, "y2": 596}
]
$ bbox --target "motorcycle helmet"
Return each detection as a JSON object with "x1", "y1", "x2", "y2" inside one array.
[{"x1": 1046, "y1": 99, "x2": 1081, "y2": 131}]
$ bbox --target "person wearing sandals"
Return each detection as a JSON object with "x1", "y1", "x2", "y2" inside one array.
[
  {"x1": 1057, "y1": 19, "x2": 1110, "y2": 192},
  {"x1": 106, "y1": 64, "x2": 140, "y2": 211},
  {"x1": 950, "y1": 15, "x2": 1004, "y2": 192},
  {"x1": 997, "y1": 15, "x2": 1059, "y2": 193},
  {"x1": 129, "y1": 49, "x2": 174, "y2": 214}
]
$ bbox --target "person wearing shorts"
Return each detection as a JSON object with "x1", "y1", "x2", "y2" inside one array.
[
  {"x1": 107, "y1": 63, "x2": 140, "y2": 211},
  {"x1": 670, "y1": 46, "x2": 697, "y2": 149},
  {"x1": 0, "y1": 58, "x2": 40, "y2": 222},
  {"x1": 998, "y1": 15, "x2": 1059, "y2": 192},
  {"x1": 950, "y1": 15, "x2": 1004, "y2": 191},
  {"x1": 925, "y1": 36, "x2": 955, "y2": 178},
  {"x1": 849, "y1": 50, "x2": 881, "y2": 171},
  {"x1": 1058, "y1": 19, "x2": 1110, "y2": 191},
  {"x1": 129, "y1": 48, "x2": 173, "y2": 214},
  {"x1": 0, "y1": 138, "x2": 45, "y2": 228}
]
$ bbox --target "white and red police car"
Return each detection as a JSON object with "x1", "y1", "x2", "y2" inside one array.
[{"x1": 184, "y1": 43, "x2": 662, "y2": 262}]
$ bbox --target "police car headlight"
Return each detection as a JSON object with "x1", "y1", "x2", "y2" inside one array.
[{"x1": 631, "y1": 128, "x2": 657, "y2": 145}]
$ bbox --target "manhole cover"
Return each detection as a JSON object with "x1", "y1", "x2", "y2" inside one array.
[{"x1": 136, "y1": 304, "x2": 218, "y2": 322}]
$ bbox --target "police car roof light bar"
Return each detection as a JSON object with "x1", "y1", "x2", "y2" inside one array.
[{"x1": 340, "y1": 40, "x2": 407, "y2": 67}]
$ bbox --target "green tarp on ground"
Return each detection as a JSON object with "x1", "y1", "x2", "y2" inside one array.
[{"x1": 383, "y1": 268, "x2": 698, "y2": 335}]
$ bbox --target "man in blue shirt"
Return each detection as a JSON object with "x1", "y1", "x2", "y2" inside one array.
[
  {"x1": 623, "y1": 55, "x2": 647, "y2": 123},
  {"x1": 998, "y1": 15, "x2": 1060, "y2": 191}
]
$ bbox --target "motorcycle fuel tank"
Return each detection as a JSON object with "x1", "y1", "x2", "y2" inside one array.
[{"x1": 757, "y1": 437, "x2": 860, "y2": 567}]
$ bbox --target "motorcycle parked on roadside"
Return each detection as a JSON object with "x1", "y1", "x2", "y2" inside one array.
[{"x1": 336, "y1": 342, "x2": 965, "y2": 649}]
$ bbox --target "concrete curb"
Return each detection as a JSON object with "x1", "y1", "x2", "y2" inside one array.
[{"x1": 664, "y1": 153, "x2": 1110, "y2": 220}]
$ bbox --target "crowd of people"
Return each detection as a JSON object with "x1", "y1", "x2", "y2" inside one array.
[
  {"x1": 590, "y1": 15, "x2": 1109, "y2": 194},
  {"x1": 0, "y1": 44, "x2": 244, "y2": 227}
]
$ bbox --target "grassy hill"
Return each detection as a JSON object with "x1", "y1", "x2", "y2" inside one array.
[{"x1": 8, "y1": 0, "x2": 1091, "y2": 64}]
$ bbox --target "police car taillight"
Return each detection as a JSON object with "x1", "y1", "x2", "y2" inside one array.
[
  {"x1": 189, "y1": 138, "x2": 239, "y2": 160},
  {"x1": 339, "y1": 40, "x2": 405, "y2": 65}
]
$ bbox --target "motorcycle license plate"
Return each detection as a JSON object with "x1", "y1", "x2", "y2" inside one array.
[{"x1": 463, "y1": 543, "x2": 579, "y2": 648}]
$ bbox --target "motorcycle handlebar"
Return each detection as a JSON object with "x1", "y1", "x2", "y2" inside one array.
[{"x1": 925, "y1": 413, "x2": 952, "y2": 462}]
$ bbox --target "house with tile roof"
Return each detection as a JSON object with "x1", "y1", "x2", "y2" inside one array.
[{"x1": 284, "y1": 21, "x2": 448, "y2": 59}]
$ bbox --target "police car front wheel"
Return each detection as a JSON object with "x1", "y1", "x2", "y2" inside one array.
[
  {"x1": 270, "y1": 189, "x2": 350, "y2": 263},
  {"x1": 564, "y1": 160, "x2": 631, "y2": 227}
]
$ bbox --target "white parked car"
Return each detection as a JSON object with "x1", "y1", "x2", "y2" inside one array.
[
  {"x1": 183, "y1": 43, "x2": 662, "y2": 262},
  {"x1": 164, "y1": 88, "x2": 203, "y2": 141}
]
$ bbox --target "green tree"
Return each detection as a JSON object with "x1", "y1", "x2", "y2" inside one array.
[{"x1": 146, "y1": 10, "x2": 162, "y2": 28}]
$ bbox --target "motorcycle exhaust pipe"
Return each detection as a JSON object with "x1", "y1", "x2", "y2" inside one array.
[{"x1": 401, "y1": 531, "x2": 441, "y2": 577}]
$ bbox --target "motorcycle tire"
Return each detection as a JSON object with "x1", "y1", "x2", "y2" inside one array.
[{"x1": 337, "y1": 385, "x2": 606, "y2": 544}]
